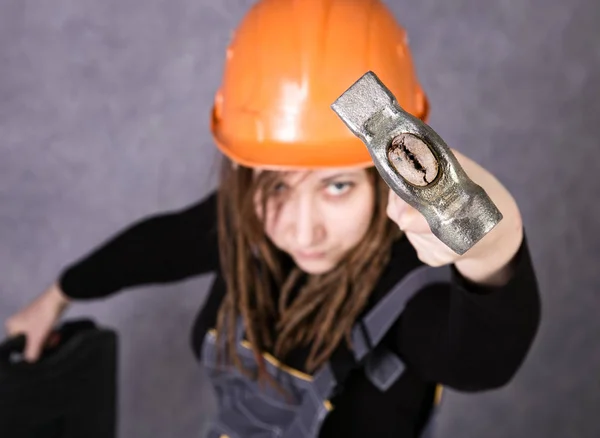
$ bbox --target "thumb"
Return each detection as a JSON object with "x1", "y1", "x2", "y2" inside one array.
[
  {"x1": 23, "y1": 334, "x2": 43, "y2": 362},
  {"x1": 397, "y1": 205, "x2": 432, "y2": 235}
]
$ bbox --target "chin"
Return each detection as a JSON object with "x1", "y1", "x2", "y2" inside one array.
[{"x1": 294, "y1": 258, "x2": 336, "y2": 275}]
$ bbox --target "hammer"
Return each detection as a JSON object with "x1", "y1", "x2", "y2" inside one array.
[{"x1": 331, "y1": 71, "x2": 503, "y2": 255}]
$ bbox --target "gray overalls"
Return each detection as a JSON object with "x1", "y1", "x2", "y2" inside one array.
[{"x1": 201, "y1": 265, "x2": 451, "y2": 438}]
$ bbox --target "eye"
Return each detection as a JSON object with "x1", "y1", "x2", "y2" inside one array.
[
  {"x1": 325, "y1": 181, "x2": 354, "y2": 196},
  {"x1": 271, "y1": 181, "x2": 289, "y2": 194}
]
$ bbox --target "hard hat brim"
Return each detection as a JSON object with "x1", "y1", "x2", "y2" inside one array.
[{"x1": 213, "y1": 132, "x2": 375, "y2": 170}]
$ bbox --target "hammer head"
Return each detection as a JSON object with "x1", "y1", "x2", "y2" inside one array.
[
  {"x1": 331, "y1": 71, "x2": 503, "y2": 255},
  {"x1": 331, "y1": 72, "x2": 396, "y2": 144}
]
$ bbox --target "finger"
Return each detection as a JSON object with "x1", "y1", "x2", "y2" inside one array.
[
  {"x1": 387, "y1": 191, "x2": 431, "y2": 234},
  {"x1": 24, "y1": 335, "x2": 42, "y2": 362},
  {"x1": 405, "y1": 232, "x2": 456, "y2": 267},
  {"x1": 404, "y1": 231, "x2": 425, "y2": 250},
  {"x1": 405, "y1": 232, "x2": 436, "y2": 263},
  {"x1": 405, "y1": 232, "x2": 441, "y2": 253},
  {"x1": 386, "y1": 189, "x2": 407, "y2": 223},
  {"x1": 396, "y1": 205, "x2": 431, "y2": 235}
]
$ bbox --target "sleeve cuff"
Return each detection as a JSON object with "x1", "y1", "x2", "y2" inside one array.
[{"x1": 450, "y1": 232, "x2": 532, "y2": 297}]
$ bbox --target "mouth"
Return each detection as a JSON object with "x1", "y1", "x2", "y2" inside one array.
[{"x1": 294, "y1": 250, "x2": 327, "y2": 260}]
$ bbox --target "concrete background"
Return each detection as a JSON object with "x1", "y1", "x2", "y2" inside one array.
[{"x1": 1, "y1": 0, "x2": 599, "y2": 436}]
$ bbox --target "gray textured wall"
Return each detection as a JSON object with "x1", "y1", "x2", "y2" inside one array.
[{"x1": 1, "y1": 0, "x2": 599, "y2": 437}]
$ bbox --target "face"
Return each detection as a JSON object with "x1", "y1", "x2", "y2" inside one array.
[{"x1": 256, "y1": 168, "x2": 375, "y2": 275}]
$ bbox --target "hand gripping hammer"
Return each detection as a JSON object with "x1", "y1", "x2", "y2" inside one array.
[{"x1": 331, "y1": 71, "x2": 503, "y2": 255}]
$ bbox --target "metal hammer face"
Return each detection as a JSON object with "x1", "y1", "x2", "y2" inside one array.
[{"x1": 331, "y1": 71, "x2": 503, "y2": 255}]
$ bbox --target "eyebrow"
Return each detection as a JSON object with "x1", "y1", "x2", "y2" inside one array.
[{"x1": 319, "y1": 172, "x2": 357, "y2": 183}]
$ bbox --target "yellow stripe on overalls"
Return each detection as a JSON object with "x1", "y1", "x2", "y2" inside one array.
[{"x1": 434, "y1": 384, "x2": 444, "y2": 405}]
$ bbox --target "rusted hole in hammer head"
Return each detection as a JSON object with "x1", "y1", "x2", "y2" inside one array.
[{"x1": 387, "y1": 133, "x2": 439, "y2": 187}]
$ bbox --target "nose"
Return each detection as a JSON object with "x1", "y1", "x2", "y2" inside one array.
[{"x1": 286, "y1": 194, "x2": 323, "y2": 247}]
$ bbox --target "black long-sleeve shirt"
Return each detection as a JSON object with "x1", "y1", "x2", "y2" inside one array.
[{"x1": 58, "y1": 192, "x2": 541, "y2": 437}]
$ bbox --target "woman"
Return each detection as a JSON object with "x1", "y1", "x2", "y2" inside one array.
[{"x1": 5, "y1": 0, "x2": 540, "y2": 436}]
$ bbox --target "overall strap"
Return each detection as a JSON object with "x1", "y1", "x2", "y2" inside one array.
[{"x1": 351, "y1": 265, "x2": 452, "y2": 362}]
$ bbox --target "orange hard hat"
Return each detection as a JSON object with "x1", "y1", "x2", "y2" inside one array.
[{"x1": 210, "y1": 0, "x2": 429, "y2": 170}]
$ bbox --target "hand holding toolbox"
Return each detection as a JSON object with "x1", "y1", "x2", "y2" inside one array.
[{"x1": 0, "y1": 319, "x2": 118, "y2": 438}]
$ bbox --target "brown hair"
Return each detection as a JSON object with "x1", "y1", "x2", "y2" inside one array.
[{"x1": 215, "y1": 157, "x2": 401, "y2": 380}]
